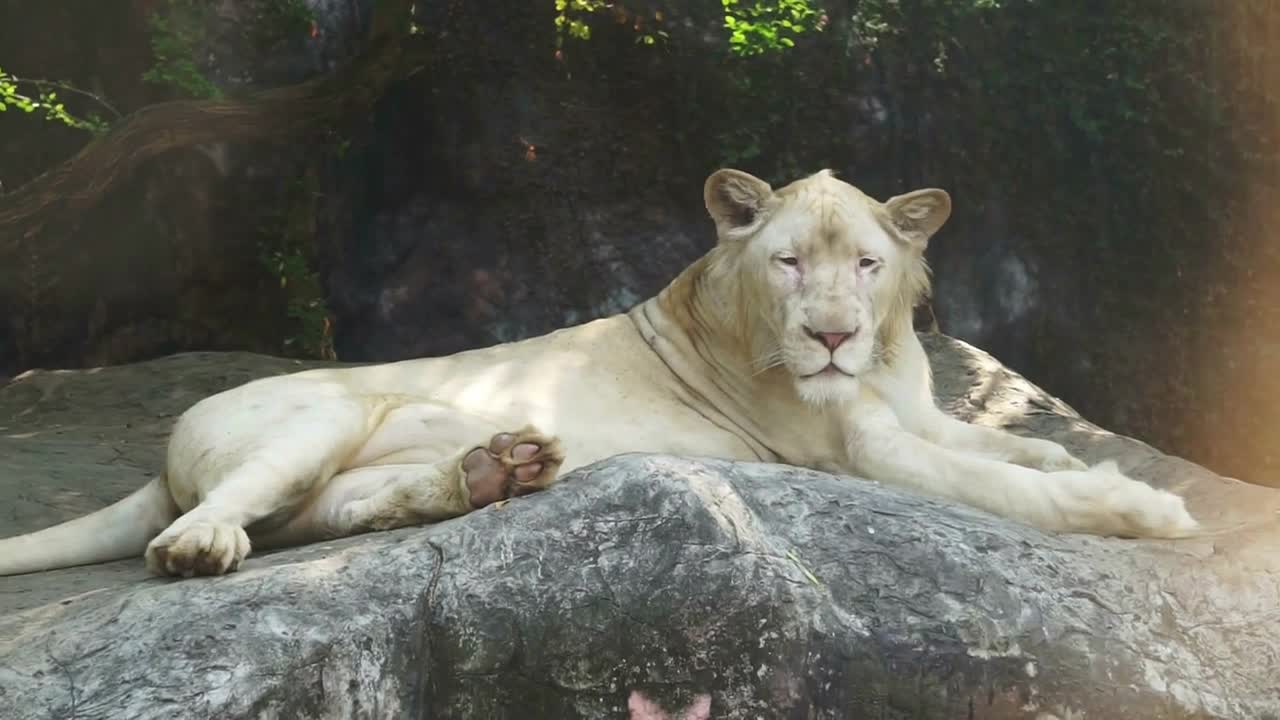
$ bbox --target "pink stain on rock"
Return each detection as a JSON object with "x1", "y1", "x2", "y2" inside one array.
[{"x1": 627, "y1": 690, "x2": 711, "y2": 720}]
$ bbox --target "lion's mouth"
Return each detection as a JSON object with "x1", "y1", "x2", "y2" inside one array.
[{"x1": 799, "y1": 363, "x2": 855, "y2": 379}]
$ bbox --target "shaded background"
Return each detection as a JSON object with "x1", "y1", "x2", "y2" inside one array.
[{"x1": 1, "y1": 0, "x2": 1277, "y2": 486}]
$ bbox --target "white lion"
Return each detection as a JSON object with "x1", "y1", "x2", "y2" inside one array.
[{"x1": 0, "y1": 169, "x2": 1197, "y2": 578}]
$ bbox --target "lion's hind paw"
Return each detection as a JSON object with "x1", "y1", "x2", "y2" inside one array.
[
  {"x1": 462, "y1": 427, "x2": 564, "y2": 508},
  {"x1": 145, "y1": 521, "x2": 251, "y2": 577}
]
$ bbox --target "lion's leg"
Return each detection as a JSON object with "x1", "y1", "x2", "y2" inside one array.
[
  {"x1": 146, "y1": 455, "x2": 330, "y2": 577},
  {"x1": 916, "y1": 407, "x2": 1087, "y2": 472},
  {"x1": 145, "y1": 463, "x2": 293, "y2": 577},
  {"x1": 259, "y1": 426, "x2": 564, "y2": 547},
  {"x1": 146, "y1": 401, "x2": 372, "y2": 577},
  {"x1": 846, "y1": 407, "x2": 1197, "y2": 538},
  {"x1": 885, "y1": 331, "x2": 1086, "y2": 472}
]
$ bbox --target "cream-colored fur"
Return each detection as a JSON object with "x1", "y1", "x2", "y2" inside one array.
[{"x1": 0, "y1": 169, "x2": 1197, "y2": 578}]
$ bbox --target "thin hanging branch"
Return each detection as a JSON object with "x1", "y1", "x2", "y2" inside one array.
[{"x1": 13, "y1": 77, "x2": 124, "y2": 120}]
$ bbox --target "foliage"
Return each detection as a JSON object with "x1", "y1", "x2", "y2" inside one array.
[
  {"x1": 555, "y1": 0, "x2": 611, "y2": 44},
  {"x1": 143, "y1": 0, "x2": 316, "y2": 98},
  {"x1": 555, "y1": 0, "x2": 820, "y2": 54},
  {"x1": 261, "y1": 244, "x2": 336, "y2": 360},
  {"x1": 247, "y1": 0, "x2": 318, "y2": 52},
  {"x1": 836, "y1": 0, "x2": 1220, "y2": 233},
  {"x1": 721, "y1": 0, "x2": 821, "y2": 56},
  {"x1": 143, "y1": 0, "x2": 336, "y2": 357},
  {"x1": 142, "y1": 1, "x2": 222, "y2": 98},
  {"x1": 257, "y1": 174, "x2": 336, "y2": 360},
  {"x1": 549, "y1": 0, "x2": 821, "y2": 171},
  {"x1": 0, "y1": 66, "x2": 113, "y2": 134},
  {"x1": 555, "y1": 0, "x2": 1229, "y2": 225}
]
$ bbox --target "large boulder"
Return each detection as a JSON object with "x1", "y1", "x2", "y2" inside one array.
[{"x1": 1, "y1": 334, "x2": 1277, "y2": 719}]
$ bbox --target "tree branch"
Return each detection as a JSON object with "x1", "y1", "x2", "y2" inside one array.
[
  {"x1": 0, "y1": 0, "x2": 423, "y2": 256},
  {"x1": 1, "y1": 37, "x2": 423, "y2": 252}
]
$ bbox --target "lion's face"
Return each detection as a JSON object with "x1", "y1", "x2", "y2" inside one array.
[{"x1": 703, "y1": 169, "x2": 950, "y2": 405}]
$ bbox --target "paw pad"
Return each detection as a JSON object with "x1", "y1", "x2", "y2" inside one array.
[{"x1": 463, "y1": 427, "x2": 564, "y2": 508}]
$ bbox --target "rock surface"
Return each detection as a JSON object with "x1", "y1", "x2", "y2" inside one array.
[{"x1": 1, "y1": 334, "x2": 1278, "y2": 719}]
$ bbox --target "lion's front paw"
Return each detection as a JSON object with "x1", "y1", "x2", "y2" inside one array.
[
  {"x1": 1019, "y1": 438, "x2": 1088, "y2": 472},
  {"x1": 462, "y1": 427, "x2": 564, "y2": 508},
  {"x1": 1049, "y1": 461, "x2": 1198, "y2": 538},
  {"x1": 145, "y1": 521, "x2": 252, "y2": 577}
]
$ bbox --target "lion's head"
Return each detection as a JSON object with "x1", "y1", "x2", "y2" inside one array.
[{"x1": 699, "y1": 168, "x2": 951, "y2": 405}]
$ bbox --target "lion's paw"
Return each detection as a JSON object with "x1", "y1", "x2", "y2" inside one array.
[
  {"x1": 145, "y1": 521, "x2": 252, "y2": 577},
  {"x1": 1019, "y1": 438, "x2": 1088, "y2": 472},
  {"x1": 1049, "y1": 460, "x2": 1198, "y2": 538},
  {"x1": 462, "y1": 427, "x2": 564, "y2": 508}
]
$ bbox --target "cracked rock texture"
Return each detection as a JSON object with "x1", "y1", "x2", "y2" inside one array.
[{"x1": 1, "y1": 334, "x2": 1278, "y2": 719}]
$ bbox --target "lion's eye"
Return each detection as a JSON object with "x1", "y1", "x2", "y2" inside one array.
[
  {"x1": 858, "y1": 257, "x2": 879, "y2": 270},
  {"x1": 778, "y1": 255, "x2": 799, "y2": 267}
]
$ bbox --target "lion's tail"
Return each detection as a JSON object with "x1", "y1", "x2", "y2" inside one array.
[{"x1": 0, "y1": 476, "x2": 179, "y2": 576}]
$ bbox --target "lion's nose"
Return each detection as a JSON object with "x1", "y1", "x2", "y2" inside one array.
[{"x1": 804, "y1": 327, "x2": 855, "y2": 351}]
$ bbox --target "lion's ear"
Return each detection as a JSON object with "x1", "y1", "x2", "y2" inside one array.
[
  {"x1": 885, "y1": 189, "x2": 951, "y2": 249},
  {"x1": 704, "y1": 169, "x2": 773, "y2": 238}
]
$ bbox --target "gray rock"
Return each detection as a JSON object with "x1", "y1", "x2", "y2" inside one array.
[{"x1": 1, "y1": 335, "x2": 1277, "y2": 719}]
